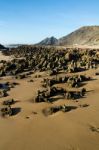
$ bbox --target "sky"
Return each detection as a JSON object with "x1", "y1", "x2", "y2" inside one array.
[{"x1": 0, "y1": 0, "x2": 99, "y2": 44}]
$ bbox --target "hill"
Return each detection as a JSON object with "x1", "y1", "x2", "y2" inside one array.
[
  {"x1": 37, "y1": 36, "x2": 58, "y2": 46},
  {"x1": 37, "y1": 26, "x2": 99, "y2": 47},
  {"x1": 58, "y1": 26, "x2": 99, "y2": 46}
]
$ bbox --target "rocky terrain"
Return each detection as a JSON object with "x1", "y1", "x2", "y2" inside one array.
[{"x1": 0, "y1": 45, "x2": 99, "y2": 150}]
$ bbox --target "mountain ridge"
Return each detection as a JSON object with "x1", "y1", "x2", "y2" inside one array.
[
  {"x1": 37, "y1": 36, "x2": 58, "y2": 46},
  {"x1": 37, "y1": 26, "x2": 99, "y2": 46}
]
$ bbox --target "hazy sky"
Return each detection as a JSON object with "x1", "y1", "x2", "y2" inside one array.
[{"x1": 0, "y1": 0, "x2": 99, "y2": 44}]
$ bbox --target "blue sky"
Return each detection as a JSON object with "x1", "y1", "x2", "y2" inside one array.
[{"x1": 0, "y1": 0, "x2": 99, "y2": 44}]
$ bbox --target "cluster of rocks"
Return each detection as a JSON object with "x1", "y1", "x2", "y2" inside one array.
[
  {"x1": 34, "y1": 86, "x2": 86, "y2": 103},
  {"x1": 0, "y1": 105, "x2": 13, "y2": 117},
  {"x1": 0, "y1": 90, "x2": 8, "y2": 98},
  {"x1": 42, "y1": 74, "x2": 90, "y2": 88},
  {"x1": 42, "y1": 76, "x2": 68, "y2": 88},
  {"x1": 42, "y1": 102, "x2": 89, "y2": 116},
  {"x1": 0, "y1": 99, "x2": 21, "y2": 117},
  {"x1": 0, "y1": 99, "x2": 15, "y2": 117},
  {"x1": 2, "y1": 99, "x2": 15, "y2": 105},
  {"x1": 64, "y1": 88, "x2": 86, "y2": 100},
  {"x1": 42, "y1": 105, "x2": 77, "y2": 116},
  {"x1": 35, "y1": 73, "x2": 88, "y2": 103},
  {"x1": 67, "y1": 75, "x2": 90, "y2": 88},
  {"x1": 34, "y1": 87, "x2": 65, "y2": 103},
  {"x1": 1, "y1": 46, "x2": 99, "y2": 77}
]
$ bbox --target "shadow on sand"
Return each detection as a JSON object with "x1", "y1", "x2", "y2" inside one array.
[{"x1": 12, "y1": 107, "x2": 21, "y2": 116}]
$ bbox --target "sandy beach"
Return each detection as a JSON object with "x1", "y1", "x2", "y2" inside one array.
[{"x1": 0, "y1": 62, "x2": 99, "y2": 150}]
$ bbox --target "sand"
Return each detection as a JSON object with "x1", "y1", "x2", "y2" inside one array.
[{"x1": 0, "y1": 54, "x2": 99, "y2": 150}]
